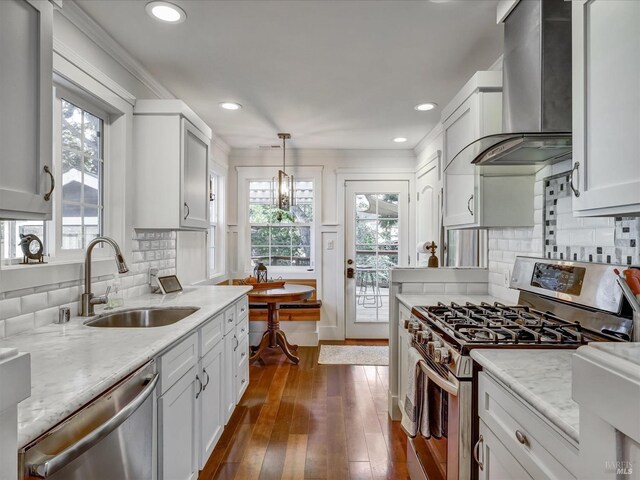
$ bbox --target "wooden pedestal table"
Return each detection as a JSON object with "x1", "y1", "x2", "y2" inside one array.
[{"x1": 248, "y1": 284, "x2": 315, "y2": 365}]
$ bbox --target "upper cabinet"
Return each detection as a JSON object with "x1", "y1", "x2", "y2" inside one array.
[
  {"x1": 571, "y1": 0, "x2": 640, "y2": 216},
  {"x1": 134, "y1": 100, "x2": 211, "y2": 230},
  {"x1": 0, "y1": 0, "x2": 53, "y2": 220},
  {"x1": 442, "y1": 71, "x2": 534, "y2": 229}
]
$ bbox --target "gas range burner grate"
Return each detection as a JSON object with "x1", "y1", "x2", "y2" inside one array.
[{"x1": 413, "y1": 301, "x2": 611, "y2": 348}]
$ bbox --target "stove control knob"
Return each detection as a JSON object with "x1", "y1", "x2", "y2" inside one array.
[
  {"x1": 417, "y1": 330, "x2": 430, "y2": 344},
  {"x1": 435, "y1": 347, "x2": 451, "y2": 364},
  {"x1": 403, "y1": 319, "x2": 410, "y2": 329},
  {"x1": 427, "y1": 340, "x2": 442, "y2": 355}
]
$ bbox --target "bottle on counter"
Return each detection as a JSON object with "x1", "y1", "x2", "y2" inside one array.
[{"x1": 107, "y1": 279, "x2": 124, "y2": 308}]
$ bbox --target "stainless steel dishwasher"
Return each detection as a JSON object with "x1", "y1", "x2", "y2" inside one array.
[{"x1": 19, "y1": 361, "x2": 157, "y2": 480}]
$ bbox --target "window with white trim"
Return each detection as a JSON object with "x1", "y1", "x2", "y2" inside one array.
[
  {"x1": 249, "y1": 180, "x2": 314, "y2": 268},
  {"x1": 1, "y1": 91, "x2": 106, "y2": 262}
]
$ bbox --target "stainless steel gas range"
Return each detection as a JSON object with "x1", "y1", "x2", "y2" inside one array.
[{"x1": 403, "y1": 257, "x2": 635, "y2": 480}]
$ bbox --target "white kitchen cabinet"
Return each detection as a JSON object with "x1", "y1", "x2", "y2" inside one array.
[
  {"x1": 476, "y1": 372, "x2": 578, "y2": 480},
  {"x1": 416, "y1": 151, "x2": 443, "y2": 264},
  {"x1": 133, "y1": 100, "x2": 211, "y2": 230},
  {"x1": 158, "y1": 365, "x2": 198, "y2": 480},
  {"x1": 0, "y1": 0, "x2": 54, "y2": 220},
  {"x1": 198, "y1": 340, "x2": 224, "y2": 469},
  {"x1": 477, "y1": 420, "x2": 533, "y2": 480},
  {"x1": 223, "y1": 331, "x2": 236, "y2": 423},
  {"x1": 571, "y1": 0, "x2": 640, "y2": 216},
  {"x1": 442, "y1": 72, "x2": 534, "y2": 229},
  {"x1": 397, "y1": 303, "x2": 411, "y2": 414}
]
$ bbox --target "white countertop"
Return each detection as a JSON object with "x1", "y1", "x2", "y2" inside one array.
[
  {"x1": 589, "y1": 342, "x2": 640, "y2": 366},
  {"x1": 0, "y1": 285, "x2": 251, "y2": 448},
  {"x1": 470, "y1": 349, "x2": 579, "y2": 443},
  {"x1": 396, "y1": 294, "x2": 507, "y2": 309}
]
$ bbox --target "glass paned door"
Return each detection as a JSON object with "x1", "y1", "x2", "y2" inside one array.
[{"x1": 345, "y1": 181, "x2": 408, "y2": 338}]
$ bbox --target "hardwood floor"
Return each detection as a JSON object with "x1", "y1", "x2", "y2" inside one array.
[{"x1": 199, "y1": 341, "x2": 410, "y2": 480}]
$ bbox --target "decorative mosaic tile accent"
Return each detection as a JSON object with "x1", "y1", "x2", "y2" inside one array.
[{"x1": 543, "y1": 172, "x2": 640, "y2": 265}]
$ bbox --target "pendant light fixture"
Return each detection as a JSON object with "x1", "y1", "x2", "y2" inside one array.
[{"x1": 273, "y1": 133, "x2": 294, "y2": 211}]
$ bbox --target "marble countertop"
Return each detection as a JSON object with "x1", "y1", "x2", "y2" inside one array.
[
  {"x1": 470, "y1": 349, "x2": 579, "y2": 443},
  {"x1": 0, "y1": 285, "x2": 251, "y2": 448},
  {"x1": 589, "y1": 342, "x2": 640, "y2": 366},
  {"x1": 396, "y1": 294, "x2": 506, "y2": 309}
]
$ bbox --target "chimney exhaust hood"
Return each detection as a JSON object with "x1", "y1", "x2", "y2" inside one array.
[{"x1": 453, "y1": 0, "x2": 573, "y2": 171}]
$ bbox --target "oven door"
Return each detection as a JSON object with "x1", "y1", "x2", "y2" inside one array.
[{"x1": 408, "y1": 359, "x2": 473, "y2": 480}]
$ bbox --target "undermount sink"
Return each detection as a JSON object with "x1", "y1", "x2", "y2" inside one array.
[{"x1": 84, "y1": 307, "x2": 200, "y2": 328}]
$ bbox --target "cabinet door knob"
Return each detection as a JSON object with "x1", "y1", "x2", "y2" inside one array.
[
  {"x1": 569, "y1": 162, "x2": 581, "y2": 197},
  {"x1": 43, "y1": 165, "x2": 55, "y2": 201},
  {"x1": 473, "y1": 434, "x2": 484, "y2": 471},
  {"x1": 515, "y1": 430, "x2": 528, "y2": 446}
]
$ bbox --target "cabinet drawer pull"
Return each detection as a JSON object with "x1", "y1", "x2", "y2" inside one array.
[
  {"x1": 569, "y1": 162, "x2": 580, "y2": 197},
  {"x1": 241, "y1": 351, "x2": 246, "y2": 358},
  {"x1": 183, "y1": 202, "x2": 190, "y2": 220},
  {"x1": 195, "y1": 374, "x2": 203, "y2": 399},
  {"x1": 473, "y1": 434, "x2": 484, "y2": 471},
  {"x1": 44, "y1": 165, "x2": 55, "y2": 201},
  {"x1": 467, "y1": 194, "x2": 474, "y2": 215},
  {"x1": 241, "y1": 378, "x2": 246, "y2": 385},
  {"x1": 515, "y1": 430, "x2": 528, "y2": 446},
  {"x1": 233, "y1": 335, "x2": 239, "y2": 351}
]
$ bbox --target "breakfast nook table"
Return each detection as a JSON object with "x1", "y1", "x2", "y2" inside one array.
[{"x1": 248, "y1": 284, "x2": 315, "y2": 365}]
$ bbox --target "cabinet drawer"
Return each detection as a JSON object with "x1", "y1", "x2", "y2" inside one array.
[
  {"x1": 199, "y1": 314, "x2": 223, "y2": 357},
  {"x1": 236, "y1": 335, "x2": 249, "y2": 368},
  {"x1": 158, "y1": 333, "x2": 198, "y2": 395},
  {"x1": 236, "y1": 296, "x2": 248, "y2": 322},
  {"x1": 236, "y1": 314, "x2": 249, "y2": 341},
  {"x1": 235, "y1": 355, "x2": 249, "y2": 401},
  {"x1": 223, "y1": 305, "x2": 236, "y2": 335},
  {"x1": 478, "y1": 372, "x2": 578, "y2": 479}
]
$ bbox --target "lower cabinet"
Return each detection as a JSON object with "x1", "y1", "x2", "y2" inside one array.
[
  {"x1": 157, "y1": 295, "x2": 249, "y2": 479},
  {"x1": 476, "y1": 372, "x2": 578, "y2": 480},
  {"x1": 158, "y1": 366, "x2": 198, "y2": 480},
  {"x1": 198, "y1": 341, "x2": 225, "y2": 469},
  {"x1": 478, "y1": 420, "x2": 533, "y2": 480}
]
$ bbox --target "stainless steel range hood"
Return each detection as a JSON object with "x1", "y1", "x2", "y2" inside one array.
[{"x1": 455, "y1": 0, "x2": 573, "y2": 170}]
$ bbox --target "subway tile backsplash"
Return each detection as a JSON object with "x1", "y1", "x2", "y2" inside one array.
[
  {"x1": 489, "y1": 169, "x2": 640, "y2": 300},
  {"x1": 0, "y1": 229, "x2": 176, "y2": 339}
]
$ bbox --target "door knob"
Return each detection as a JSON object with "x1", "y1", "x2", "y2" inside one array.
[{"x1": 346, "y1": 267, "x2": 355, "y2": 279}]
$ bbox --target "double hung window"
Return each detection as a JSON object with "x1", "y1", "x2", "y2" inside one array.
[{"x1": 249, "y1": 180, "x2": 314, "y2": 268}]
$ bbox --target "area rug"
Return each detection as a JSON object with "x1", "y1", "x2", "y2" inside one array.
[{"x1": 317, "y1": 345, "x2": 389, "y2": 366}]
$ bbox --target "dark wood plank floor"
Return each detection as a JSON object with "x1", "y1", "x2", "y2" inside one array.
[{"x1": 199, "y1": 341, "x2": 410, "y2": 480}]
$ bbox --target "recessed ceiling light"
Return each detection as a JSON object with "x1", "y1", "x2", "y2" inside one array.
[
  {"x1": 146, "y1": 1, "x2": 186, "y2": 23},
  {"x1": 219, "y1": 102, "x2": 242, "y2": 111},
  {"x1": 414, "y1": 102, "x2": 438, "y2": 111},
  {"x1": 393, "y1": 137, "x2": 408, "y2": 143}
]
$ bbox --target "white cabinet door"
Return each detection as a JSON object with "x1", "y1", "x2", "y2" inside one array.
[
  {"x1": 158, "y1": 366, "x2": 197, "y2": 480},
  {"x1": 0, "y1": 0, "x2": 53, "y2": 220},
  {"x1": 223, "y1": 331, "x2": 236, "y2": 423},
  {"x1": 181, "y1": 119, "x2": 209, "y2": 229},
  {"x1": 397, "y1": 324, "x2": 409, "y2": 414},
  {"x1": 572, "y1": 0, "x2": 640, "y2": 216},
  {"x1": 443, "y1": 95, "x2": 479, "y2": 227},
  {"x1": 416, "y1": 154, "x2": 443, "y2": 263},
  {"x1": 198, "y1": 341, "x2": 224, "y2": 469},
  {"x1": 477, "y1": 420, "x2": 532, "y2": 480}
]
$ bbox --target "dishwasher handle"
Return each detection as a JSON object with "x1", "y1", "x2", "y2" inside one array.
[{"x1": 29, "y1": 373, "x2": 159, "y2": 478}]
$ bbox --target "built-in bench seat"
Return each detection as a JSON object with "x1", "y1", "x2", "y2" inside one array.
[{"x1": 220, "y1": 279, "x2": 322, "y2": 322}]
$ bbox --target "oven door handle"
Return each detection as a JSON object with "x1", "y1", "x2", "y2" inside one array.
[{"x1": 418, "y1": 360, "x2": 459, "y2": 397}]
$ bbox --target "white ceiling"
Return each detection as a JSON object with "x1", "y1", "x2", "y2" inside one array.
[{"x1": 74, "y1": 0, "x2": 503, "y2": 150}]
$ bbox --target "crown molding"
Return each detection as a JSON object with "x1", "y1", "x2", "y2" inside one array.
[
  {"x1": 58, "y1": 0, "x2": 175, "y2": 100},
  {"x1": 53, "y1": 38, "x2": 136, "y2": 105},
  {"x1": 414, "y1": 122, "x2": 443, "y2": 156}
]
